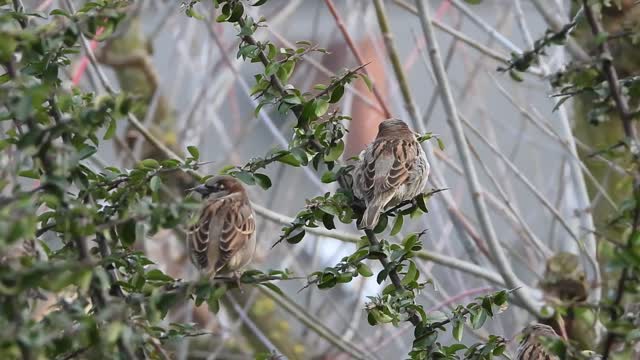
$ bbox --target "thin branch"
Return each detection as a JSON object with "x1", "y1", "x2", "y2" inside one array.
[
  {"x1": 12, "y1": 0, "x2": 27, "y2": 28},
  {"x1": 266, "y1": 28, "x2": 386, "y2": 116},
  {"x1": 252, "y1": 202, "x2": 505, "y2": 286},
  {"x1": 311, "y1": 62, "x2": 371, "y2": 101},
  {"x1": 365, "y1": 229, "x2": 420, "y2": 326},
  {"x1": 257, "y1": 285, "x2": 369, "y2": 360},
  {"x1": 467, "y1": 141, "x2": 551, "y2": 258},
  {"x1": 323, "y1": 0, "x2": 392, "y2": 118},
  {"x1": 582, "y1": 1, "x2": 638, "y2": 151},
  {"x1": 415, "y1": 0, "x2": 542, "y2": 317},
  {"x1": 582, "y1": 2, "x2": 640, "y2": 358},
  {"x1": 393, "y1": 0, "x2": 545, "y2": 77},
  {"x1": 373, "y1": 0, "x2": 419, "y2": 121},
  {"x1": 448, "y1": 0, "x2": 520, "y2": 53},
  {"x1": 531, "y1": 0, "x2": 590, "y2": 62},
  {"x1": 225, "y1": 294, "x2": 283, "y2": 356}
]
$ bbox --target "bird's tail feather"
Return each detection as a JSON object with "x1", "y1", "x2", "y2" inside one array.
[{"x1": 360, "y1": 204, "x2": 383, "y2": 230}]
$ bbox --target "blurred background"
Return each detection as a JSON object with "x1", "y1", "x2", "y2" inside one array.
[{"x1": 21, "y1": 0, "x2": 631, "y2": 358}]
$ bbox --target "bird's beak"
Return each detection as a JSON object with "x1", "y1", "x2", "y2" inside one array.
[{"x1": 188, "y1": 184, "x2": 209, "y2": 195}]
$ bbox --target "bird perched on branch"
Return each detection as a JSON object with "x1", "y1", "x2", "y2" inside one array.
[
  {"x1": 516, "y1": 323, "x2": 560, "y2": 360},
  {"x1": 187, "y1": 175, "x2": 256, "y2": 280},
  {"x1": 352, "y1": 119, "x2": 429, "y2": 229}
]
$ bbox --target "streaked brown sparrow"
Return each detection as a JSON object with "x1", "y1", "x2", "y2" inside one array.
[
  {"x1": 516, "y1": 323, "x2": 560, "y2": 360},
  {"x1": 187, "y1": 175, "x2": 256, "y2": 279},
  {"x1": 352, "y1": 119, "x2": 429, "y2": 229}
]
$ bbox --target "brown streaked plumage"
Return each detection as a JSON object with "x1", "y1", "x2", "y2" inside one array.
[
  {"x1": 516, "y1": 324, "x2": 560, "y2": 360},
  {"x1": 353, "y1": 119, "x2": 429, "y2": 229},
  {"x1": 187, "y1": 175, "x2": 256, "y2": 279}
]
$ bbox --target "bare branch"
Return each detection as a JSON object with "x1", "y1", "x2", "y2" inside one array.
[{"x1": 415, "y1": 0, "x2": 543, "y2": 317}]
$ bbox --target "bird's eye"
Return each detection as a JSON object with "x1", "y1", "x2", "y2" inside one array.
[{"x1": 218, "y1": 183, "x2": 225, "y2": 190}]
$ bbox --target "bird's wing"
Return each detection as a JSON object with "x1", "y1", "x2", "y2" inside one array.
[
  {"x1": 187, "y1": 199, "x2": 225, "y2": 270},
  {"x1": 214, "y1": 196, "x2": 255, "y2": 272},
  {"x1": 362, "y1": 138, "x2": 417, "y2": 200}
]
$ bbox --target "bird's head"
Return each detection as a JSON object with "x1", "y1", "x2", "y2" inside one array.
[
  {"x1": 522, "y1": 323, "x2": 557, "y2": 336},
  {"x1": 377, "y1": 119, "x2": 414, "y2": 139},
  {"x1": 189, "y1": 175, "x2": 245, "y2": 199}
]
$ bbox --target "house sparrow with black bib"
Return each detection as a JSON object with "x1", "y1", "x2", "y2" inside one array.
[
  {"x1": 187, "y1": 175, "x2": 256, "y2": 280},
  {"x1": 352, "y1": 119, "x2": 429, "y2": 229}
]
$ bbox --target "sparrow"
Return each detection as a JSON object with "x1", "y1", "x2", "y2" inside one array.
[
  {"x1": 187, "y1": 175, "x2": 256, "y2": 280},
  {"x1": 352, "y1": 119, "x2": 429, "y2": 229},
  {"x1": 516, "y1": 324, "x2": 560, "y2": 360}
]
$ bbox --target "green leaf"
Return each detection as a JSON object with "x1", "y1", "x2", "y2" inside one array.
[
  {"x1": 329, "y1": 85, "x2": 344, "y2": 103},
  {"x1": 18, "y1": 169, "x2": 40, "y2": 179},
  {"x1": 253, "y1": 173, "x2": 272, "y2": 189},
  {"x1": 390, "y1": 215, "x2": 404, "y2": 236},
  {"x1": 373, "y1": 213, "x2": 388, "y2": 233},
  {"x1": 210, "y1": 284, "x2": 227, "y2": 301},
  {"x1": 260, "y1": 282, "x2": 284, "y2": 296},
  {"x1": 453, "y1": 320, "x2": 464, "y2": 341},
  {"x1": 50, "y1": 9, "x2": 71, "y2": 17},
  {"x1": 276, "y1": 153, "x2": 301, "y2": 167},
  {"x1": 161, "y1": 159, "x2": 181, "y2": 168},
  {"x1": 376, "y1": 267, "x2": 389, "y2": 284},
  {"x1": 436, "y1": 137, "x2": 445, "y2": 151},
  {"x1": 208, "y1": 297, "x2": 220, "y2": 313},
  {"x1": 416, "y1": 194, "x2": 429, "y2": 213},
  {"x1": 403, "y1": 233, "x2": 419, "y2": 252},
  {"x1": 595, "y1": 31, "x2": 609, "y2": 45},
  {"x1": 337, "y1": 273, "x2": 352, "y2": 283},
  {"x1": 493, "y1": 344, "x2": 506, "y2": 356},
  {"x1": 117, "y1": 219, "x2": 137, "y2": 247},
  {"x1": 219, "y1": 165, "x2": 236, "y2": 174},
  {"x1": 359, "y1": 73, "x2": 373, "y2": 92},
  {"x1": 552, "y1": 95, "x2": 571, "y2": 112},
  {"x1": 367, "y1": 312, "x2": 377, "y2": 326},
  {"x1": 290, "y1": 148, "x2": 309, "y2": 166},
  {"x1": 322, "y1": 213, "x2": 335, "y2": 230},
  {"x1": 314, "y1": 99, "x2": 329, "y2": 117},
  {"x1": 77, "y1": 145, "x2": 97, "y2": 160},
  {"x1": 234, "y1": 171, "x2": 255, "y2": 185},
  {"x1": 277, "y1": 61, "x2": 295, "y2": 82},
  {"x1": 324, "y1": 140, "x2": 344, "y2": 162},
  {"x1": 300, "y1": 100, "x2": 317, "y2": 125},
  {"x1": 481, "y1": 297, "x2": 494, "y2": 317},
  {"x1": 266, "y1": 43, "x2": 277, "y2": 60},
  {"x1": 146, "y1": 269, "x2": 174, "y2": 282},
  {"x1": 150, "y1": 175, "x2": 161, "y2": 193},
  {"x1": 216, "y1": 4, "x2": 230, "y2": 22},
  {"x1": 254, "y1": 102, "x2": 265, "y2": 116},
  {"x1": 105, "y1": 322, "x2": 124, "y2": 344},
  {"x1": 141, "y1": 158, "x2": 160, "y2": 169},
  {"x1": 283, "y1": 94, "x2": 302, "y2": 105},
  {"x1": 357, "y1": 263, "x2": 373, "y2": 277},
  {"x1": 493, "y1": 290, "x2": 508, "y2": 306},
  {"x1": 265, "y1": 62, "x2": 280, "y2": 77},
  {"x1": 187, "y1": 146, "x2": 200, "y2": 160},
  {"x1": 470, "y1": 309, "x2": 488, "y2": 329},
  {"x1": 509, "y1": 70, "x2": 524, "y2": 82},
  {"x1": 227, "y1": 2, "x2": 244, "y2": 22},
  {"x1": 318, "y1": 273, "x2": 337, "y2": 289},
  {"x1": 286, "y1": 229, "x2": 306, "y2": 244},
  {"x1": 103, "y1": 118, "x2": 117, "y2": 140},
  {"x1": 321, "y1": 171, "x2": 337, "y2": 183},
  {"x1": 401, "y1": 261, "x2": 418, "y2": 285}
]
